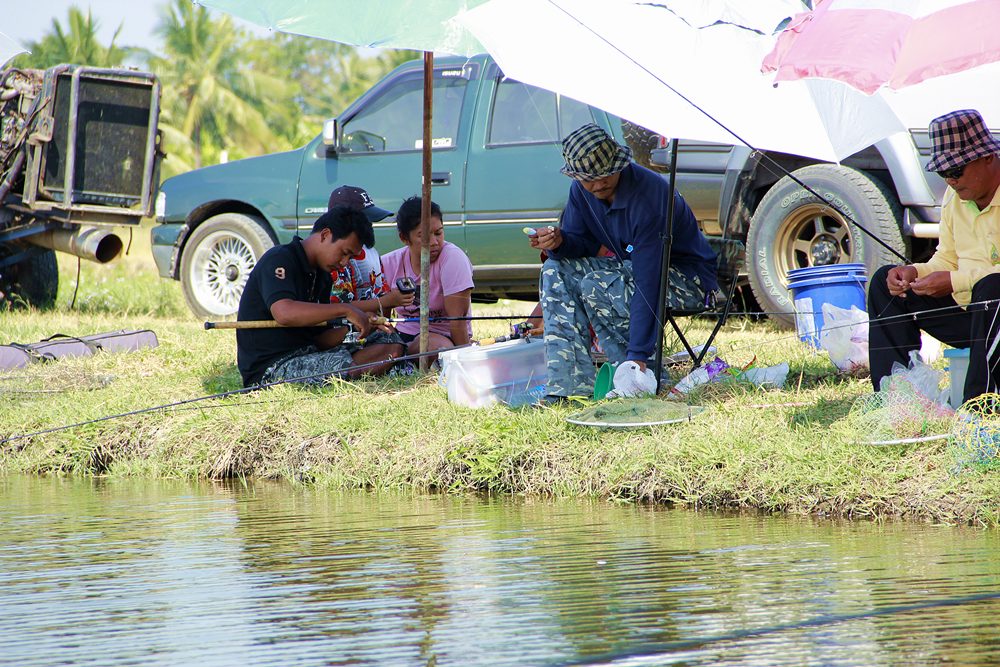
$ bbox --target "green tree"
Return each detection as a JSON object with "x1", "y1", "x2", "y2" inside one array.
[
  {"x1": 150, "y1": 0, "x2": 293, "y2": 173},
  {"x1": 241, "y1": 35, "x2": 420, "y2": 148},
  {"x1": 14, "y1": 6, "x2": 128, "y2": 69}
]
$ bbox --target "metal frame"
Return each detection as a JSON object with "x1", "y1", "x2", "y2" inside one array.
[{"x1": 21, "y1": 66, "x2": 160, "y2": 220}]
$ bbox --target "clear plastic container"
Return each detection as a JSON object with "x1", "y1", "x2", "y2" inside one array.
[{"x1": 438, "y1": 338, "x2": 547, "y2": 408}]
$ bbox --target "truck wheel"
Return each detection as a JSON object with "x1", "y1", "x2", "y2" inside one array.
[
  {"x1": 747, "y1": 164, "x2": 904, "y2": 328},
  {"x1": 180, "y1": 213, "x2": 275, "y2": 319},
  {"x1": 621, "y1": 120, "x2": 660, "y2": 170},
  {"x1": 0, "y1": 247, "x2": 59, "y2": 310}
]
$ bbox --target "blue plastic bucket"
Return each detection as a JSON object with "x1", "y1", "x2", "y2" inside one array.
[
  {"x1": 787, "y1": 263, "x2": 865, "y2": 281},
  {"x1": 788, "y1": 270, "x2": 868, "y2": 347}
]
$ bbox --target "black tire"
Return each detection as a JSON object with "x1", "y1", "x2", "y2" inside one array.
[
  {"x1": 621, "y1": 120, "x2": 660, "y2": 170},
  {"x1": 180, "y1": 213, "x2": 275, "y2": 319},
  {"x1": 747, "y1": 164, "x2": 905, "y2": 328},
  {"x1": 0, "y1": 246, "x2": 58, "y2": 310}
]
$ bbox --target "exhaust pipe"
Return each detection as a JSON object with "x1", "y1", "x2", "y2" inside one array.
[{"x1": 29, "y1": 226, "x2": 124, "y2": 264}]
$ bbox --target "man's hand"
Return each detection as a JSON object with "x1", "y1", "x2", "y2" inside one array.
[
  {"x1": 382, "y1": 288, "x2": 415, "y2": 309},
  {"x1": 910, "y1": 270, "x2": 953, "y2": 297},
  {"x1": 886, "y1": 265, "x2": 918, "y2": 297},
  {"x1": 344, "y1": 304, "x2": 373, "y2": 336},
  {"x1": 529, "y1": 226, "x2": 563, "y2": 251}
]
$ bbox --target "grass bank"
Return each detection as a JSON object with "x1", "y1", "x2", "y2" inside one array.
[{"x1": 1, "y1": 231, "x2": 997, "y2": 526}]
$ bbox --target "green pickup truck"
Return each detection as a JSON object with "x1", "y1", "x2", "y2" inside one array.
[
  {"x1": 152, "y1": 52, "x2": 968, "y2": 324},
  {"x1": 152, "y1": 54, "x2": 637, "y2": 318}
]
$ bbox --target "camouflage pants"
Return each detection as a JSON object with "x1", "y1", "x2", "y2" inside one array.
[
  {"x1": 540, "y1": 256, "x2": 704, "y2": 396},
  {"x1": 261, "y1": 330, "x2": 403, "y2": 385}
]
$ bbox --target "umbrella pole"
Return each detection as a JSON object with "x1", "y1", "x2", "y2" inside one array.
[
  {"x1": 654, "y1": 138, "x2": 679, "y2": 390},
  {"x1": 419, "y1": 52, "x2": 434, "y2": 371}
]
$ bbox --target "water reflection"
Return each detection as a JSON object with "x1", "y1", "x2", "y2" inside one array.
[{"x1": 0, "y1": 476, "x2": 998, "y2": 666}]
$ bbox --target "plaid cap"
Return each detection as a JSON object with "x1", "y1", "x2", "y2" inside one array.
[
  {"x1": 328, "y1": 185, "x2": 392, "y2": 222},
  {"x1": 925, "y1": 109, "x2": 1000, "y2": 173},
  {"x1": 560, "y1": 123, "x2": 632, "y2": 181}
]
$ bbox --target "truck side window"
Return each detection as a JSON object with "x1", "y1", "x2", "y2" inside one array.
[
  {"x1": 558, "y1": 96, "x2": 594, "y2": 137},
  {"x1": 488, "y1": 78, "x2": 558, "y2": 145},
  {"x1": 341, "y1": 72, "x2": 468, "y2": 153}
]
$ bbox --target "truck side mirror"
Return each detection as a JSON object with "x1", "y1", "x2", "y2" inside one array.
[{"x1": 321, "y1": 118, "x2": 340, "y2": 154}]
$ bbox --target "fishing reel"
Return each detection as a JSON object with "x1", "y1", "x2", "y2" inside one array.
[
  {"x1": 510, "y1": 321, "x2": 534, "y2": 339},
  {"x1": 395, "y1": 277, "x2": 420, "y2": 303},
  {"x1": 478, "y1": 321, "x2": 536, "y2": 347}
]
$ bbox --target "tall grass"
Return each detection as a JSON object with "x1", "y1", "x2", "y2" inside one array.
[{"x1": 54, "y1": 222, "x2": 188, "y2": 318}]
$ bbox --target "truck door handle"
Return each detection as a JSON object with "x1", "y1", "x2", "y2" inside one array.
[{"x1": 431, "y1": 171, "x2": 451, "y2": 186}]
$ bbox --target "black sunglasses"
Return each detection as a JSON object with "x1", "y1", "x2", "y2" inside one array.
[{"x1": 937, "y1": 164, "x2": 967, "y2": 180}]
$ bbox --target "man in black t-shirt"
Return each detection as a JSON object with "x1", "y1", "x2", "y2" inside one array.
[{"x1": 236, "y1": 207, "x2": 404, "y2": 387}]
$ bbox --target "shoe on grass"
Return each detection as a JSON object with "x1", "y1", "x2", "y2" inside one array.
[
  {"x1": 534, "y1": 394, "x2": 570, "y2": 407},
  {"x1": 387, "y1": 360, "x2": 416, "y2": 378}
]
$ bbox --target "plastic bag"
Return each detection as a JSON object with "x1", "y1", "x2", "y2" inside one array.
[
  {"x1": 741, "y1": 362, "x2": 789, "y2": 388},
  {"x1": 818, "y1": 303, "x2": 869, "y2": 372},
  {"x1": 879, "y1": 349, "x2": 946, "y2": 403},
  {"x1": 671, "y1": 357, "x2": 730, "y2": 394},
  {"x1": 605, "y1": 360, "x2": 658, "y2": 398}
]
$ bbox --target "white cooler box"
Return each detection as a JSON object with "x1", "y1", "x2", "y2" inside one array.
[{"x1": 438, "y1": 338, "x2": 547, "y2": 408}]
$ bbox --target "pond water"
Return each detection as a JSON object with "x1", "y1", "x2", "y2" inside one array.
[{"x1": 1, "y1": 475, "x2": 998, "y2": 666}]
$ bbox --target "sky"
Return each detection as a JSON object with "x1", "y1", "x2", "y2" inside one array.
[{"x1": 6, "y1": 0, "x2": 268, "y2": 52}]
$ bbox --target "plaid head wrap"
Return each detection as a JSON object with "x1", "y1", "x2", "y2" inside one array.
[
  {"x1": 925, "y1": 109, "x2": 1000, "y2": 173},
  {"x1": 560, "y1": 123, "x2": 632, "y2": 181}
]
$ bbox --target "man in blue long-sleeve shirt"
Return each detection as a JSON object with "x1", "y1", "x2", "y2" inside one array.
[{"x1": 530, "y1": 124, "x2": 718, "y2": 400}]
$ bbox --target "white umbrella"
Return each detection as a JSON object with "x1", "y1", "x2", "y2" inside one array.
[
  {"x1": 0, "y1": 30, "x2": 27, "y2": 68},
  {"x1": 458, "y1": 0, "x2": 906, "y2": 163}
]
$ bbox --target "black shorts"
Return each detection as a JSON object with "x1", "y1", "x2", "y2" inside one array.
[{"x1": 399, "y1": 331, "x2": 453, "y2": 345}]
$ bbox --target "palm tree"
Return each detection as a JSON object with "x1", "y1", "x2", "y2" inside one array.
[
  {"x1": 240, "y1": 35, "x2": 419, "y2": 148},
  {"x1": 16, "y1": 6, "x2": 127, "y2": 69},
  {"x1": 150, "y1": 0, "x2": 292, "y2": 170}
]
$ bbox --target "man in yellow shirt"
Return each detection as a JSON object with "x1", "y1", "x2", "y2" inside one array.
[{"x1": 869, "y1": 109, "x2": 1000, "y2": 402}]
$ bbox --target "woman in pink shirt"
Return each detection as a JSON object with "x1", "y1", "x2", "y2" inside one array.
[{"x1": 381, "y1": 197, "x2": 474, "y2": 356}]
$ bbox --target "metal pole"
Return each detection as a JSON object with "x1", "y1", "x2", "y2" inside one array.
[
  {"x1": 654, "y1": 138, "x2": 679, "y2": 390},
  {"x1": 419, "y1": 52, "x2": 434, "y2": 371}
]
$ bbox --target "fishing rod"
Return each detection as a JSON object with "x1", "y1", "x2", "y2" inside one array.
[
  {"x1": 0, "y1": 334, "x2": 537, "y2": 446},
  {"x1": 9, "y1": 294, "x2": 993, "y2": 446},
  {"x1": 204, "y1": 314, "x2": 538, "y2": 330},
  {"x1": 573, "y1": 589, "x2": 1000, "y2": 664},
  {"x1": 0, "y1": 314, "x2": 551, "y2": 446},
  {"x1": 708, "y1": 296, "x2": 1000, "y2": 363}
]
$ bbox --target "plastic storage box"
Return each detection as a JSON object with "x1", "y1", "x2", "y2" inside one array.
[
  {"x1": 438, "y1": 338, "x2": 547, "y2": 408},
  {"x1": 943, "y1": 347, "x2": 970, "y2": 408}
]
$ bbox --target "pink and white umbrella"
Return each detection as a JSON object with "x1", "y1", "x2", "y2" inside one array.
[{"x1": 763, "y1": 0, "x2": 1000, "y2": 94}]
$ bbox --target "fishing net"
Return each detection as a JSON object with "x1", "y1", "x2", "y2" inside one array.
[
  {"x1": 846, "y1": 386, "x2": 955, "y2": 446},
  {"x1": 566, "y1": 398, "x2": 705, "y2": 428},
  {"x1": 949, "y1": 393, "x2": 1000, "y2": 471}
]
